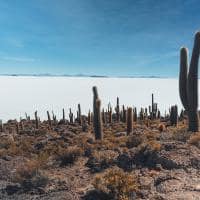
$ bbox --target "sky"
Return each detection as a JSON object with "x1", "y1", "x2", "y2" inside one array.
[{"x1": 0, "y1": 0, "x2": 199, "y2": 77}]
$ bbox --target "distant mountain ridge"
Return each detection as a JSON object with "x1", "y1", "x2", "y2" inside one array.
[{"x1": 0, "y1": 74, "x2": 172, "y2": 78}]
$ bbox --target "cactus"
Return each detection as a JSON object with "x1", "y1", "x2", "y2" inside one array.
[
  {"x1": 16, "y1": 122, "x2": 19, "y2": 134},
  {"x1": 62, "y1": 108, "x2": 66, "y2": 123},
  {"x1": 69, "y1": 108, "x2": 74, "y2": 123},
  {"x1": 102, "y1": 108, "x2": 107, "y2": 125},
  {"x1": 102, "y1": 108, "x2": 105, "y2": 124},
  {"x1": 35, "y1": 111, "x2": 39, "y2": 129},
  {"x1": 47, "y1": 111, "x2": 52, "y2": 128},
  {"x1": 77, "y1": 104, "x2": 82, "y2": 125},
  {"x1": 20, "y1": 120, "x2": 24, "y2": 131},
  {"x1": 170, "y1": 105, "x2": 178, "y2": 126},
  {"x1": 151, "y1": 94, "x2": 158, "y2": 119},
  {"x1": 92, "y1": 87, "x2": 103, "y2": 140},
  {"x1": 115, "y1": 97, "x2": 120, "y2": 122},
  {"x1": 0, "y1": 120, "x2": 3, "y2": 132},
  {"x1": 133, "y1": 107, "x2": 137, "y2": 122},
  {"x1": 88, "y1": 110, "x2": 91, "y2": 125},
  {"x1": 93, "y1": 86, "x2": 99, "y2": 128},
  {"x1": 157, "y1": 110, "x2": 161, "y2": 119},
  {"x1": 82, "y1": 116, "x2": 88, "y2": 132},
  {"x1": 108, "y1": 105, "x2": 112, "y2": 124},
  {"x1": 139, "y1": 108, "x2": 144, "y2": 120},
  {"x1": 122, "y1": 105, "x2": 126, "y2": 123},
  {"x1": 127, "y1": 107, "x2": 133, "y2": 135},
  {"x1": 145, "y1": 108, "x2": 148, "y2": 118},
  {"x1": 179, "y1": 32, "x2": 200, "y2": 131},
  {"x1": 52, "y1": 111, "x2": 57, "y2": 124}
]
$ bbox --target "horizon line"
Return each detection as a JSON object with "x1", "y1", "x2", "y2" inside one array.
[{"x1": 0, "y1": 73, "x2": 177, "y2": 79}]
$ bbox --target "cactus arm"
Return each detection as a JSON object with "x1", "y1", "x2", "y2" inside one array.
[
  {"x1": 179, "y1": 47, "x2": 189, "y2": 111},
  {"x1": 187, "y1": 32, "x2": 200, "y2": 110}
]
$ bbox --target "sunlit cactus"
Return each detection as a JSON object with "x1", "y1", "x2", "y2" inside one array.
[
  {"x1": 92, "y1": 86, "x2": 103, "y2": 140},
  {"x1": 179, "y1": 32, "x2": 200, "y2": 131}
]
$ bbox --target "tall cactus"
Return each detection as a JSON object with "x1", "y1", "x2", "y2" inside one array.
[
  {"x1": 69, "y1": 108, "x2": 74, "y2": 123},
  {"x1": 92, "y1": 86, "x2": 103, "y2": 140},
  {"x1": 93, "y1": 86, "x2": 99, "y2": 128},
  {"x1": 62, "y1": 108, "x2": 66, "y2": 123},
  {"x1": 35, "y1": 111, "x2": 39, "y2": 129},
  {"x1": 179, "y1": 32, "x2": 200, "y2": 132},
  {"x1": 115, "y1": 97, "x2": 120, "y2": 122},
  {"x1": 127, "y1": 107, "x2": 133, "y2": 135},
  {"x1": 47, "y1": 111, "x2": 52, "y2": 128}
]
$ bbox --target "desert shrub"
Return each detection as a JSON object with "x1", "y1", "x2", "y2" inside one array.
[
  {"x1": 58, "y1": 146, "x2": 83, "y2": 166},
  {"x1": 188, "y1": 133, "x2": 200, "y2": 148},
  {"x1": 86, "y1": 150, "x2": 118, "y2": 172},
  {"x1": 172, "y1": 128, "x2": 191, "y2": 142},
  {"x1": 0, "y1": 138, "x2": 13, "y2": 149},
  {"x1": 158, "y1": 123, "x2": 165, "y2": 132},
  {"x1": 14, "y1": 159, "x2": 49, "y2": 191},
  {"x1": 126, "y1": 134, "x2": 144, "y2": 148},
  {"x1": 147, "y1": 140, "x2": 161, "y2": 152},
  {"x1": 93, "y1": 167, "x2": 138, "y2": 200}
]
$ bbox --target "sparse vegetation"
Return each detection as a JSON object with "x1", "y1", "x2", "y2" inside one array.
[{"x1": 93, "y1": 167, "x2": 139, "y2": 200}]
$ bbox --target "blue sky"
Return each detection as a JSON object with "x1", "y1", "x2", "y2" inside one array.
[{"x1": 0, "y1": 0, "x2": 199, "y2": 77}]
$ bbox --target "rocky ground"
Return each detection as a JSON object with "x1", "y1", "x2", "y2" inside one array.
[{"x1": 0, "y1": 118, "x2": 199, "y2": 200}]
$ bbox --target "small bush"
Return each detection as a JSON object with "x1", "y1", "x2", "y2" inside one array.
[
  {"x1": 86, "y1": 150, "x2": 118, "y2": 172},
  {"x1": 93, "y1": 167, "x2": 138, "y2": 200},
  {"x1": 158, "y1": 124, "x2": 165, "y2": 132},
  {"x1": 126, "y1": 134, "x2": 144, "y2": 148},
  {"x1": 58, "y1": 146, "x2": 83, "y2": 166},
  {"x1": 188, "y1": 133, "x2": 200, "y2": 148},
  {"x1": 14, "y1": 159, "x2": 49, "y2": 191},
  {"x1": 147, "y1": 140, "x2": 161, "y2": 152}
]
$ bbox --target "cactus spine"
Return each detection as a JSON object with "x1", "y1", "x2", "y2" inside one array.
[
  {"x1": 92, "y1": 86, "x2": 103, "y2": 140},
  {"x1": 179, "y1": 32, "x2": 200, "y2": 132}
]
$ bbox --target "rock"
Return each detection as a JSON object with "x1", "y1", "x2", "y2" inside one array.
[
  {"x1": 115, "y1": 132, "x2": 126, "y2": 137},
  {"x1": 2, "y1": 155, "x2": 12, "y2": 161},
  {"x1": 5, "y1": 184, "x2": 21, "y2": 195}
]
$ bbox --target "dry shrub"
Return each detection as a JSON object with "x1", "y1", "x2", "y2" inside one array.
[
  {"x1": 147, "y1": 140, "x2": 161, "y2": 152},
  {"x1": 93, "y1": 167, "x2": 138, "y2": 200},
  {"x1": 144, "y1": 131, "x2": 158, "y2": 141},
  {"x1": 0, "y1": 137, "x2": 14, "y2": 149},
  {"x1": 172, "y1": 128, "x2": 191, "y2": 142},
  {"x1": 58, "y1": 146, "x2": 83, "y2": 166},
  {"x1": 14, "y1": 159, "x2": 49, "y2": 190},
  {"x1": 158, "y1": 124, "x2": 165, "y2": 132},
  {"x1": 188, "y1": 133, "x2": 200, "y2": 148},
  {"x1": 86, "y1": 150, "x2": 118, "y2": 172},
  {"x1": 126, "y1": 134, "x2": 144, "y2": 148}
]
